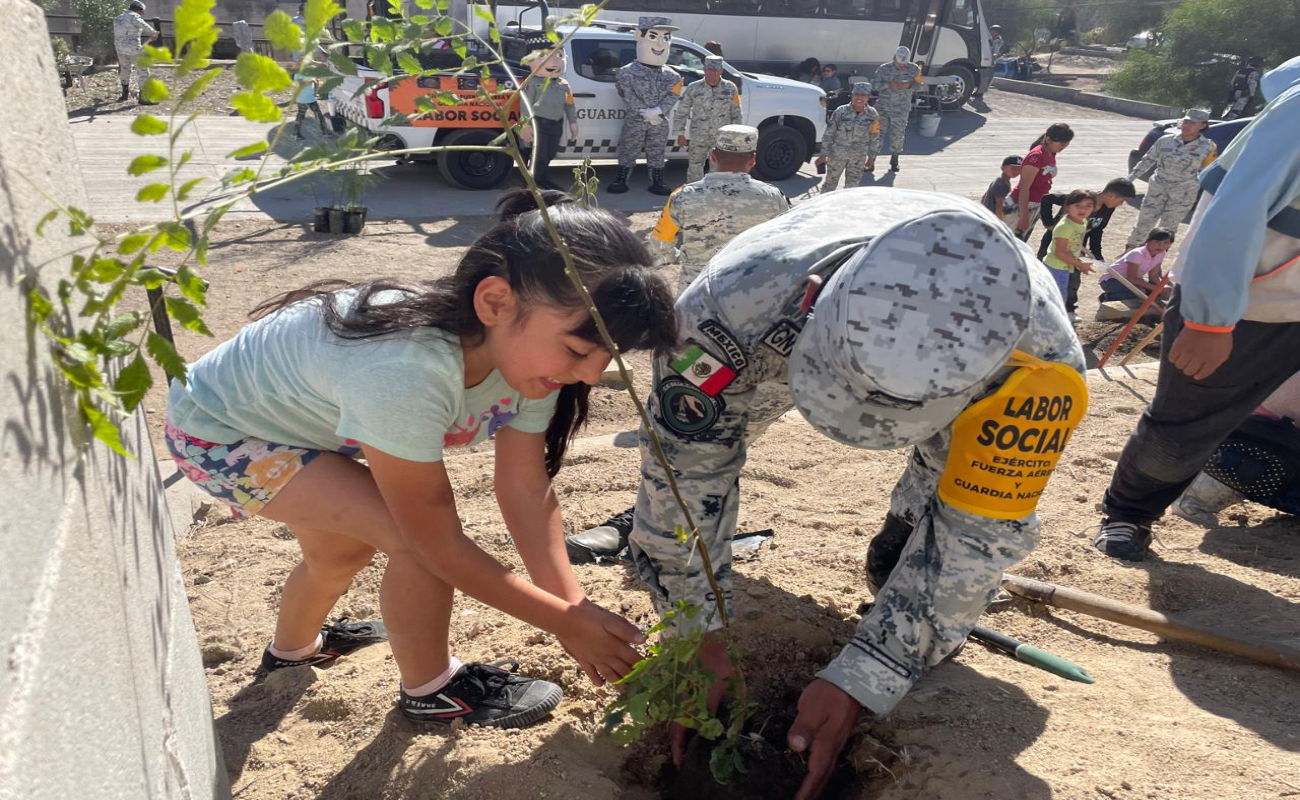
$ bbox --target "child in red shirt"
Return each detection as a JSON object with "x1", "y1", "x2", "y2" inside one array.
[{"x1": 1012, "y1": 123, "x2": 1074, "y2": 241}]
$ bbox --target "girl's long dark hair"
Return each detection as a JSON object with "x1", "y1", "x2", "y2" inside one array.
[
  {"x1": 1030, "y1": 122, "x2": 1075, "y2": 149},
  {"x1": 251, "y1": 188, "x2": 678, "y2": 477}
]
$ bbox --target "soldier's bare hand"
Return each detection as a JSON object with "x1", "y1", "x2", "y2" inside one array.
[
  {"x1": 1169, "y1": 327, "x2": 1234, "y2": 380},
  {"x1": 815, "y1": 155, "x2": 827, "y2": 166},
  {"x1": 677, "y1": 135, "x2": 689, "y2": 148},
  {"x1": 789, "y1": 679, "x2": 863, "y2": 800},
  {"x1": 670, "y1": 631, "x2": 733, "y2": 767}
]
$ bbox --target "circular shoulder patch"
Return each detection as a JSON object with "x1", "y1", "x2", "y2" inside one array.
[{"x1": 657, "y1": 377, "x2": 724, "y2": 437}]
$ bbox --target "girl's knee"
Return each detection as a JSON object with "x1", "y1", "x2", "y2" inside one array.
[{"x1": 304, "y1": 543, "x2": 376, "y2": 584}]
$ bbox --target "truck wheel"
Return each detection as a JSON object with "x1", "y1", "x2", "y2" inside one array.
[
  {"x1": 753, "y1": 124, "x2": 807, "y2": 182},
  {"x1": 328, "y1": 113, "x2": 348, "y2": 134},
  {"x1": 437, "y1": 129, "x2": 512, "y2": 190},
  {"x1": 937, "y1": 65, "x2": 975, "y2": 109}
]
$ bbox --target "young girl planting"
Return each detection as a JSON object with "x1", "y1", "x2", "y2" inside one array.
[
  {"x1": 1042, "y1": 189, "x2": 1097, "y2": 304},
  {"x1": 166, "y1": 190, "x2": 678, "y2": 727}
]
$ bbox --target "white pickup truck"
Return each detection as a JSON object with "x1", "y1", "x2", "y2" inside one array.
[{"x1": 328, "y1": 22, "x2": 827, "y2": 189}]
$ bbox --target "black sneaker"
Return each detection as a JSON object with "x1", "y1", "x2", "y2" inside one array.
[
  {"x1": 400, "y1": 659, "x2": 562, "y2": 728},
  {"x1": 1093, "y1": 520, "x2": 1153, "y2": 561},
  {"x1": 565, "y1": 507, "x2": 634, "y2": 564},
  {"x1": 258, "y1": 618, "x2": 388, "y2": 673}
]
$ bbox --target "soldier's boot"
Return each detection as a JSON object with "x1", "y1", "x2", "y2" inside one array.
[
  {"x1": 118, "y1": 82, "x2": 130, "y2": 102},
  {"x1": 565, "y1": 507, "x2": 634, "y2": 564},
  {"x1": 647, "y1": 167, "x2": 671, "y2": 196},
  {"x1": 862, "y1": 512, "x2": 966, "y2": 662},
  {"x1": 606, "y1": 166, "x2": 631, "y2": 194},
  {"x1": 889, "y1": 154, "x2": 900, "y2": 173}
]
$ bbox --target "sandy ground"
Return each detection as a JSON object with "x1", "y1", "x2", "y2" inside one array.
[{"x1": 131, "y1": 201, "x2": 1300, "y2": 799}]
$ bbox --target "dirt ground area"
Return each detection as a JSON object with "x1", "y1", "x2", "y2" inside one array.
[
  {"x1": 136, "y1": 208, "x2": 1300, "y2": 800},
  {"x1": 65, "y1": 61, "x2": 295, "y2": 119}
]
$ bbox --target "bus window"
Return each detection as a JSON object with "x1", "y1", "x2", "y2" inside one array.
[
  {"x1": 781, "y1": 0, "x2": 822, "y2": 17},
  {"x1": 871, "y1": 0, "x2": 909, "y2": 23},
  {"x1": 947, "y1": 0, "x2": 975, "y2": 28},
  {"x1": 710, "y1": 0, "x2": 762, "y2": 13},
  {"x1": 572, "y1": 39, "x2": 635, "y2": 81}
]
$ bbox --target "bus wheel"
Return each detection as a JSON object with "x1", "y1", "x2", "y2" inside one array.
[
  {"x1": 437, "y1": 129, "x2": 513, "y2": 190},
  {"x1": 937, "y1": 65, "x2": 975, "y2": 109},
  {"x1": 753, "y1": 124, "x2": 807, "y2": 182}
]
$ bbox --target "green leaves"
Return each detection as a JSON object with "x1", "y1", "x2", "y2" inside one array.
[
  {"x1": 177, "y1": 177, "x2": 206, "y2": 202},
  {"x1": 180, "y1": 66, "x2": 224, "y2": 104},
  {"x1": 118, "y1": 235, "x2": 150, "y2": 258},
  {"x1": 36, "y1": 210, "x2": 59, "y2": 237},
  {"x1": 81, "y1": 395, "x2": 130, "y2": 457},
  {"x1": 136, "y1": 183, "x2": 170, "y2": 203},
  {"x1": 127, "y1": 154, "x2": 168, "y2": 176},
  {"x1": 147, "y1": 331, "x2": 188, "y2": 383},
  {"x1": 231, "y1": 91, "x2": 282, "y2": 122},
  {"x1": 264, "y1": 10, "x2": 304, "y2": 54},
  {"x1": 304, "y1": 0, "x2": 343, "y2": 43},
  {"x1": 165, "y1": 296, "x2": 213, "y2": 336},
  {"x1": 130, "y1": 114, "x2": 168, "y2": 135},
  {"x1": 396, "y1": 50, "x2": 422, "y2": 75},
  {"x1": 175, "y1": 0, "x2": 218, "y2": 76},
  {"x1": 174, "y1": 265, "x2": 208, "y2": 305},
  {"x1": 328, "y1": 48, "x2": 358, "y2": 76},
  {"x1": 140, "y1": 78, "x2": 170, "y2": 104},
  {"x1": 228, "y1": 141, "x2": 268, "y2": 159},
  {"x1": 235, "y1": 52, "x2": 293, "y2": 93},
  {"x1": 113, "y1": 354, "x2": 152, "y2": 413}
]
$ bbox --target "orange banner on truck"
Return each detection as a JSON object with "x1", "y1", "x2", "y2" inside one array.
[{"x1": 386, "y1": 74, "x2": 521, "y2": 129}]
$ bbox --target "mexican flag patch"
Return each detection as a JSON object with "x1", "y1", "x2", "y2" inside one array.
[{"x1": 670, "y1": 344, "x2": 736, "y2": 396}]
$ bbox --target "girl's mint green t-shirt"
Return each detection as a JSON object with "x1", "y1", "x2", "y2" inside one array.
[
  {"x1": 1043, "y1": 216, "x2": 1088, "y2": 273},
  {"x1": 166, "y1": 290, "x2": 557, "y2": 463}
]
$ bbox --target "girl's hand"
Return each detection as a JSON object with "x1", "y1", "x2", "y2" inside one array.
[
  {"x1": 1077, "y1": 260, "x2": 1095, "y2": 274},
  {"x1": 557, "y1": 600, "x2": 646, "y2": 686}
]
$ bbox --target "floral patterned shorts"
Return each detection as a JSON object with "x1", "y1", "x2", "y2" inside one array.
[{"x1": 164, "y1": 421, "x2": 357, "y2": 518}]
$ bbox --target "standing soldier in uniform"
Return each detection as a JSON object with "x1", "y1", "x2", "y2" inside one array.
[
  {"x1": 1125, "y1": 108, "x2": 1217, "y2": 248},
  {"x1": 814, "y1": 82, "x2": 881, "y2": 192},
  {"x1": 608, "y1": 17, "x2": 684, "y2": 196},
  {"x1": 674, "y1": 55, "x2": 743, "y2": 184},
  {"x1": 873, "y1": 47, "x2": 921, "y2": 173},
  {"x1": 113, "y1": 0, "x2": 158, "y2": 104},
  {"x1": 650, "y1": 124, "x2": 790, "y2": 294},
  {"x1": 1223, "y1": 56, "x2": 1263, "y2": 120},
  {"x1": 620, "y1": 188, "x2": 1086, "y2": 797}
]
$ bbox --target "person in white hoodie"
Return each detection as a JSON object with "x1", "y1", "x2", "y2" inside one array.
[{"x1": 1095, "y1": 55, "x2": 1300, "y2": 561}]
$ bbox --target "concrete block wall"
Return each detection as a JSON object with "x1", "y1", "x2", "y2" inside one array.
[{"x1": 0, "y1": 1, "x2": 228, "y2": 798}]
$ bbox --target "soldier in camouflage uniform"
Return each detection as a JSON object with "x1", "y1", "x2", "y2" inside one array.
[
  {"x1": 814, "y1": 82, "x2": 881, "y2": 192},
  {"x1": 649, "y1": 125, "x2": 790, "y2": 293},
  {"x1": 608, "y1": 17, "x2": 684, "y2": 197},
  {"x1": 873, "y1": 47, "x2": 922, "y2": 172},
  {"x1": 674, "y1": 55, "x2": 744, "y2": 183},
  {"x1": 113, "y1": 0, "x2": 158, "y2": 103},
  {"x1": 1125, "y1": 108, "x2": 1218, "y2": 248},
  {"x1": 622, "y1": 188, "x2": 1087, "y2": 791}
]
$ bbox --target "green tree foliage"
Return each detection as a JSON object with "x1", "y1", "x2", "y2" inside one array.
[
  {"x1": 1096, "y1": 1, "x2": 1165, "y2": 46},
  {"x1": 75, "y1": 0, "x2": 124, "y2": 54},
  {"x1": 981, "y1": 0, "x2": 1056, "y2": 53},
  {"x1": 1108, "y1": 0, "x2": 1300, "y2": 108}
]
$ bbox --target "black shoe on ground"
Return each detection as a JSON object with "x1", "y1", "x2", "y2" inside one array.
[
  {"x1": 258, "y1": 618, "x2": 388, "y2": 673},
  {"x1": 118, "y1": 83, "x2": 130, "y2": 101},
  {"x1": 864, "y1": 513, "x2": 914, "y2": 594},
  {"x1": 606, "y1": 166, "x2": 631, "y2": 194},
  {"x1": 565, "y1": 506, "x2": 634, "y2": 564},
  {"x1": 400, "y1": 659, "x2": 562, "y2": 728},
  {"x1": 647, "y1": 167, "x2": 672, "y2": 195},
  {"x1": 1093, "y1": 520, "x2": 1153, "y2": 561},
  {"x1": 889, "y1": 155, "x2": 900, "y2": 172}
]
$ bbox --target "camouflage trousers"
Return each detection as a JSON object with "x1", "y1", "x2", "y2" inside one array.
[
  {"x1": 618, "y1": 116, "x2": 671, "y2": 169},
  {"x1": 116, "y1": 50, "x2": 149, "y2": 88},
  {"x1": 878, "y1": 106, "x2": 909, "y2": 155},
  {"x1": 1126, "y1": 180, "x2": 1200, "y2": 249},
  {"x1": 820, "y1": 147, "x2": 870, "y2": 192},
  {"x1": 686, "y1": 136, "x2": 719, "y2": 183}
]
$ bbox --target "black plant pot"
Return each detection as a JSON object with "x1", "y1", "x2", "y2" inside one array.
[
  {"x1": 313, "y1": 206, "x2": 329, "y2": 232},
  {"x1": 342, "y1": 207, "x2": 368, "y2": 234}
]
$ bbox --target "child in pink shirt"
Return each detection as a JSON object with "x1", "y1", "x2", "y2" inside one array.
[{"x1": 1099, "y1": 227, "x2": 1174, "y2": 309}]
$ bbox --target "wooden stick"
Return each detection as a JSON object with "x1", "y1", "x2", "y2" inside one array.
[
  {"x1": 1120, "y1": 321, "x2": 1164, "y2": 366},
  {"x1": 1001, "y1": 574, "x2": 1300, "y2": 672},
  {"x1": 1096, "y1": 273, "x2": 1170, "y2": 369}
]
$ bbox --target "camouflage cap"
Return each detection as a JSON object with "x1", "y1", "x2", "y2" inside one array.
[
  {"x1": 704, "y1": 55, "x2": 725, "y2": 69},
  {"x1": 637, "y1": 15, "x2": 679, "y2": 31},
  {"x1": 851, "y1": 81, "x2": 872, "y2": 95},
  {"x1": 1182, "y1": 107, "x2": 1211, "y2": 123},
  {"x1": 790, "y1": 205, "x2": 1033, "y2": 449},
  {"x1": 714, "y1": 124, "x2": 759, "y2": 153},
  {"x1": 894, "y1": 45, "x2": 912, "y2": 61}
]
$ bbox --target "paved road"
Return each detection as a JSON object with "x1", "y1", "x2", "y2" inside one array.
[{"x1": 71, "y1": 95, "x2": 1153, "y2": 224}]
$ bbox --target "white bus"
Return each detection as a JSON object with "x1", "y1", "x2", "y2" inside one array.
[{"x1": 481, "y1": 0, "x2": 993, "y2": 107}]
